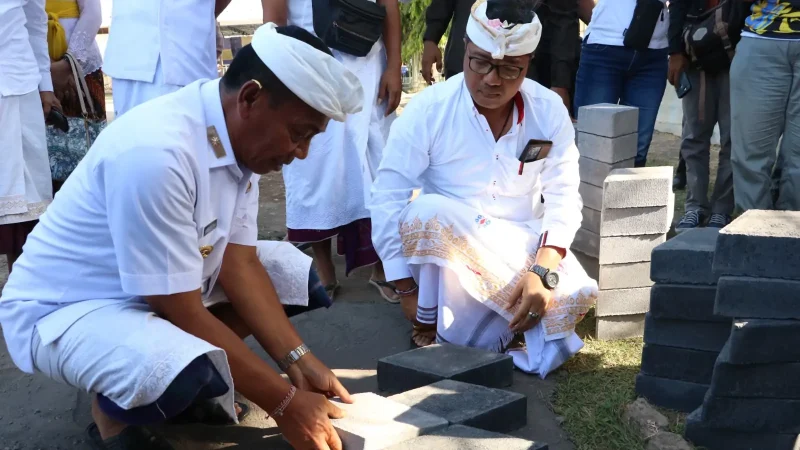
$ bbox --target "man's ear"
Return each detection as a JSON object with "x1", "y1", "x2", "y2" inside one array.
[{"x1": 237, "y1": 80, "x2": 263, "y2": 119}]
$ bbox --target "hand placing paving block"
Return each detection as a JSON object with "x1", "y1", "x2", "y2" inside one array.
[
  {"x1": 602, "y1": 167, "x2": 673, "y2": 209},
  {"x1": 377, "y1": 344, "x2": 514, "y2": 394},
  {"x1": 384, "y1": 425, "x2": 549, "y2": 450},
  {"x1": 388, "y1": 380, "x2": 527, "y2": 434},
  {"x1": 643, "y1": 314, "x2": 731, "y2": 353},
  {"x1": 709, "y1": 341, "x2": 800, "y2": 399},
  {"x1": 329, "y1": 393, "x2": 448, "y2": 450},
  {"x1": 640, "y1": 344, "x2": 719, "y2": 385},
  {"x1": 650, "y1": 228, "x2": 720, "y2": 285},
  {"x1": 684, "y1": 407, "x2": 800, "y2": 450},
  {"x1": 635, "y1": 374, "x2": 709, "y2": 413},
  {"x1": 713, "y1": 210, "x2": 800, "y2": 280},
  {"x1": 715, "y1": 276, "x2": 800, "y2": 320},
  {"x1": 577, "y1": 103, "x2": 639, "y2": 138},
  {"x1": 726, "y1": 319, "x2": 800, "y2": 365},
  {"x1": 649, "y1": 284, "x2": 726, "y2": 323}
]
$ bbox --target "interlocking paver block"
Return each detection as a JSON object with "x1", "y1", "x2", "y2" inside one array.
[
  {"x1": 726, "y1": 319, "x2": 800, "y2": 365},
  {"x1": 384, "y1": 425, "x2": 549, "y2": 450},
  {"x1": 649, "y1": 284, "x2": 726, "y2": 322},
  {"x1": 684, "y1": 407, "x2": 800, "y2": 450},
  {"x1": 715, "y1": 276, "x2": 800, "y2": 319},
  {"x1": 602, "y1": 167, "x2": 673, "y2": 209},
  {"x1": 640, "y1": 344, "x2": 718, "y2": 384},
  {"x1": 600, "y1": 201, "x2": 673, "y2": 237},
  {"x1": 577, "y1": 131, "x2": 637, "y2": 164},
  {"x1": 577, "y1": 103, "x2": 639, "y2": 138},
  {"x1": 330, "y1": 393, "x2": 448, "y2": 450},
  {"x1": 599, "y1": 262, "x2": 654, "y2": 290},
  {"x1": 650, "y1": 228, "x2": 719, "y2": 285},
  {"x1": 582, "y1": 207, "x2": 601, "y2": 234},
  {"x1": 635, "y1": 374, "x2": 708, "y2": 413},
  {"x1": 596, "y1": 314, "x2": 645, "y2": 340},
  {"x1": 572, "y1": 227, "x2": 599, "y2": 259},
  {"x1": 377, "y1": 344, "x2": 513, "y2": 394},
  {"x1": 713, "y1": 210, "x2": 800, "y2": 280},
  {"x1": 709, "y1": 341, "x2": 800, "y2": 399},
  {"x1": 596, "y1": 287, "x2": 651, "y2": 317},
  {"x1": 643, "y1": 314, "x2": 731, "y2": 352},
  {"x1": 388, "y1": 380, "x2": 526, "y2": 433},
  {"x1": 701, "y1": 392, "x2": 800, "y2": 433},
  {"x1": 599, "y1": 234, "x2": 666, "y2": 265},
  {"x1": 579, "y1": 156, "x2": 634, "y2": 188},
  {"x1": 579, "y1": 181, "x2": 602, "y2": 211}
]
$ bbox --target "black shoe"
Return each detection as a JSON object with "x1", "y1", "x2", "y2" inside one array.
[
  {"x1": 707, "y1": 213, "x2": 732, "y2": 229},
  {"x1": 676, "y1": 210, "x2": 705, "y2": 233}
]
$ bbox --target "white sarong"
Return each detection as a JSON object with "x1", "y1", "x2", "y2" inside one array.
[{"x1": 404, "y1": 194, "x2": 597, "y2": 378}]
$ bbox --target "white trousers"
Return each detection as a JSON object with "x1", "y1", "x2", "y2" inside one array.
[
  {"x1": 111, "y1": 58, "x2": 181, "y2": 118},
  {"x1": 0, "y1": 90, "x2": 52, "y2": 224}
]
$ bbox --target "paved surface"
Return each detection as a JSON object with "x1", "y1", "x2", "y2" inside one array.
[{"x1": 0, "y1": 171, "x2": 575, "y2": 450}]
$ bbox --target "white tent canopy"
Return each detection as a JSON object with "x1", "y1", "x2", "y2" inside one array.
[{"x1": 99, "y1": 0, "x2": 264, "y2": 28}]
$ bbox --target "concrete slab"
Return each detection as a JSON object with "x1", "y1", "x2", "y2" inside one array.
[
  {"x1": 727, "y1": 319, "x2": 800, "y2": 365},
  {"x1": 710, "y1": 340, "x2": 800, "y2": 399},
  {"x1": 715, "y1": 276, "x2": 800, "y2": 319},
  {"x1": 595, "y1": 314, "x2": 645, "y2": 340},
  {"x1": 596, "y1": 287, "x2": 651, "y2": 317},
  {"x1": 635, "y1": 374, "x2": 708, "y2": 413},
  {"x1": 650, "y1": 228, "x2": 719, "y2": 285},
  {"x1": 599, "y1": 234, "x2": 666, "y2": 265},
  {"x1": 602, "y1": 167, "x2": 673, "y2": 209},
  {"x1": 388, "y1": 379, "x2": 527, "y2": 433},
  {"x1": 701, "y1": 391, "x2": 800, "y2": 433},
  {"x1": 581, "y1": 207, "x2": 601, "y2": 234},
  {"x1": 377, "y1": 344, "x2": 514, "y2": 394},
  {"x1": 643, "y1": 314, "x2": 731, "y2": 352},
  {"x1": 578, "y1": 182, "x2": 602, "y2": 212},
  {"x1": 329, "y1": 392, "x2": 448, "y2": 450},
  {"x1": 600, "y1": 203, "x2": 672, "y2": 237},
  {"x1": 579, "y1": 156, "x2": 634, "y2": 188},
  {"x1": 598, "y1": 262, "x2": 654, "y2": 290},
  {"x1": 649, "y1": 284, "x2": 726, "y2": 323},
  {"x1": 713, "y1": 210, "x2": 800, "y2": 280},
  {"x1": 577, "y1": 131, "x2": 637, "y2": 164},
  {"x1": 385, "y1": 425, "x2": 549, "y2": 450},
  {"x1": 572, "y1": 228, "x2": 600, "y2": 259},
  {"x1": 640, "y1": 344, "x2": 718, "y2": 385},
  {"x1": 577, "y1": 104, "x2": 639, "y2": 138},
  {"x1": 684, "y1": 408, "x2": 800, "y2": 450}
]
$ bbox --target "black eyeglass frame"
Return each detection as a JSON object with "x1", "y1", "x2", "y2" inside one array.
[{"x1": 467, "y1": 56, "x2": 525, "y2": 80}]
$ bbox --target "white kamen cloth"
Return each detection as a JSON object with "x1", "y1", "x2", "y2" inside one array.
[
  {"x1": 252, "y1": 22, "x2": 364, "y2": 122},
  {"x1": 56, "y1": 0, "x2": 103, "y2": 75},
  {"x1": 0, "y1": 0, "x2": 53, "y2": 95},
  {"x1": 465, "y1": 0, "x2": 542, "y2": 60}
]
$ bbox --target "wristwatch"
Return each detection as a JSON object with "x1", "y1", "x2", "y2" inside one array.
[
  {"x1": 278, "y1": 343, "x2": 311, "y2": 372},
  {"x1": 529, "y1": 264, "x2": 559, "y2": 290}
]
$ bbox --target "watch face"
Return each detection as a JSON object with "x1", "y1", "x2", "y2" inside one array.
[{"x1": 545, "y1": 272, "x2": 559, "y2": 289}]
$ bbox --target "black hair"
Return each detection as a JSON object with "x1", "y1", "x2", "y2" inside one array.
[
  {"x1": 221, "y1": 25, "x2": 333, "y2": 107},
  {"x1": 485, "y1": 0, "x2": 538, "y2": 24}
]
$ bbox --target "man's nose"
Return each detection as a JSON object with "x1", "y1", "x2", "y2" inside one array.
[{"x1": 484, "y1": 67, "x2": 502, "y2": 86}]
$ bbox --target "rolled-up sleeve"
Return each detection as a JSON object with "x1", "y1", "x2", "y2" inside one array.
[
  {"x1": 229, "y1": 174, "x2": 260, "y2": 246},
  {"x1": 369, "y1": 97, "x2": 432, "y2": 281},
  {"x1": 102, "y1": 148, "x2": 203, "y2": 296},
  {"x1": 539, "y1": 101, "x2": 583, "y2": 250}
]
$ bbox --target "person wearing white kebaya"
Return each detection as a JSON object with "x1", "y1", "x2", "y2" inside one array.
[
  {"x1": 0, "y1": 0, "x2": 58, "y2": 271},
  {"x1": 263, "y1": 0, "x2": 404, "y2": 302},
  {"x1": 370, "y1": 0, "x2": 598, "y2": 377},
  {"x1": 0, "y1": 24, "x2": 363, "y2": 450}
]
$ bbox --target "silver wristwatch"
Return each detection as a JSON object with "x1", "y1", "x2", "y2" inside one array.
[{"x1": 278, "y1": 344, "x2": 311, "y2": 372}]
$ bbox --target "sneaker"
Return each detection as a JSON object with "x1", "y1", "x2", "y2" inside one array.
[
  {"x1": 676, "y1": 210, "x2": 705, "y2": 233},
  {"x1": 707, "y1": 213, "x2": 732, "y2": 229}
]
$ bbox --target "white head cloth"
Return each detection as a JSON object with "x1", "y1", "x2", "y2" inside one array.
[
  {"x1": 466, "y1": 0, "x2": 543, "y2": 60},
  {"x1": 251, "y1": 23, "x2": 364, "y2": 122}
]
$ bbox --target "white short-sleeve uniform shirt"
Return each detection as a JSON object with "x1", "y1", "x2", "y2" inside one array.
[{"x1": 0, "y1": 78, "x2": 260, "y2": 373}]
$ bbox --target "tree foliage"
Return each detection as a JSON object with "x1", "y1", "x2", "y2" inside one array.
[{"x1": 400, "y1": 0, "x2": 429, "y2": 62}]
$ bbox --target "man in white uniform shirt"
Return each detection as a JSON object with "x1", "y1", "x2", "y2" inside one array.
[
  {"x1": 370, "y1": 0, "x2": 597, "y2": 377},
  {"x1": 0, "y1": 24, "x2": 363, "y2": 450}
]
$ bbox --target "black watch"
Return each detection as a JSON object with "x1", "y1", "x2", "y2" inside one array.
[{"x1": 529, "y1": 264, "x2": 559, "y2": 290}]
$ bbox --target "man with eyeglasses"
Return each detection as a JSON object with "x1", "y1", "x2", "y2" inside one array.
[{"x1": 369, "y1": 0, "x2": 597, "y2": 378}]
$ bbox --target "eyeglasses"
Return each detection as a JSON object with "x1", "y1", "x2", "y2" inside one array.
[{"x1": 468, "y1": 57, "x2": 524, "y2": 80}]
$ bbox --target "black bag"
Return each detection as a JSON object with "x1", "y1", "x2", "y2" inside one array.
[
  {"x1": 312, "y1": 0, "x2": 386, "y2": 57},
  {"x1": 624, "y1": 0, "x2": 666, "y2": 51},
  {"x1": 682, "y1": 0, "x2": 748, "y2": 74}
]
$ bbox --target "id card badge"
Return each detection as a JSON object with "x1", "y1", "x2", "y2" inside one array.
[{"x1": 518, "y1": 139, "x2": 553, "y2": 174}]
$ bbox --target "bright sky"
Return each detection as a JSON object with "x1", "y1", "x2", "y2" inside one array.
[{"x1": 99, "y1": 0, "x2": 264, "y2": 28}]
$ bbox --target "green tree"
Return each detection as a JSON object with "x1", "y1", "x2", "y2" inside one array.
[{"x1": 400, "y1": 0, "x2": 429, "y2": 62}]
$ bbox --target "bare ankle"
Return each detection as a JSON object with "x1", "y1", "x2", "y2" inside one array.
[{"x1": 91, "y1": 395, "x2": 128, "y2": 440}]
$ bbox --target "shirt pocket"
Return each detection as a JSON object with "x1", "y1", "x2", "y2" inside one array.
[{"x1": 498, "y1": 154, "x2": 544, "y2": 197}]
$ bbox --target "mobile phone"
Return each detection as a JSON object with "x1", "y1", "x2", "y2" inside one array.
[
  {"x1": 676, "y1": 72, "x2": 692, "y2": 99},
  {"x1": 48, "y1": 109, "x2": 69, "y2": 133},
  {"x1": 520, "y1": 139, "x2": 553, "y2": 163}
]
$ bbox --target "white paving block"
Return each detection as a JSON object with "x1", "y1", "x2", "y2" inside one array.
[
  {"x1": 599, "y1": 262, "x2": 654, "y2": 290},
  {"x1": 599, "y1": 234, "x2": 666, "y2": 265},
  {"x1": 603, "y1": 167, "x2": 673, "y2": 209},
  {"x1": 596, "y1": 287, "x2": 652, "y2": 317},
  {"x1": 572, "y1": 227, "x2": 599, "y2": 258},
  {"x1": 596, "y1": 314, "x2": 646, "y2": 340},
  {"x1": 577, "y1": 131, "x2": 637, "y2": 164},
  {"x1": 577, "y1": 103, "x2": 639, "y2": 138},
  {"x1": 579, "y1": 182, "x2": 603, "y2": 212},
  {"x1": 582, "y1": 206, "x2": 601, "y2": 234},
  {"x1": 579, "y1": 156, "x2": 634, "y2": 188},
  {"x1": 600, "y1": 195, "x2": 674, "y2": 237}
]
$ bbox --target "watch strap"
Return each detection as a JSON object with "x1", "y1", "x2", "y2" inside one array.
[{"x1": 278, "y1": 344, "x2": 311, "y2": 372}]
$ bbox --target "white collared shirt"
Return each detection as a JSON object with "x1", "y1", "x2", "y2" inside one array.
[
  {"x1": 0, "y1": 79, "x2": 259, "y2": 373},
  {"x1": 585, "y1": 0, "x2": 669, "y2": 50},
  {"x1": 0, "y1": 0, "x2": 53, "y2": 96},
  {"x1": 369, "y1": 74, "x2": 583, "y2": 281},
  {"x1": 102, "y1": 0, "x2": 217, "y2": 85}
]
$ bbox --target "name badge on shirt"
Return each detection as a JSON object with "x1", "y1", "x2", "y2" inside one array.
[{"x1": 203, "y1": 219, "x2": 218, "y2": 237}]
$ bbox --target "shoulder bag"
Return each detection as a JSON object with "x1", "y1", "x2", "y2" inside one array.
[{"x1": 312, "y1": 0, "x2": 386, "y2": 57}]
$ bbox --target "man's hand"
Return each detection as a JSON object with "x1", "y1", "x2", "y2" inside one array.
[
  {"x1": 421, "y1": 40, "x2": 443, "y2": 85},
  {"x1": 379, "y1": 67, "x2": 402, "y2": 116},
  {"x1": 40, "y1": 91, "x2": 61, "y2": 118},
  {"x1": 506, "y1": 272, "x2": 552, "y2": 333},
  {"x1": 275, "y1": 389, "x2": 346, "y2": 450},
  {"x1": 668, "y1": 53, "x2": 689, "y2": 87},
  {"x1": 551, "y1": 87, "x2": 572, "y2": 117},
  {"x1": 286, "y1": 353, "x2": 353, "y2": 402}
]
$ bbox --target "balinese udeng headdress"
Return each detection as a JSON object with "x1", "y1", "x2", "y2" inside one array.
[{"x1": 466, "y1": 0, "x2": 543, "y2": 60}]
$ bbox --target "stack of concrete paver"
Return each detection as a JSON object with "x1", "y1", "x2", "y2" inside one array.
[
  {"x1": 683, "y1": 211, "x2": 800, "y2": 449},
  {"x1": 635, "y1": 228, "x2": 731, "y2": 413},
  {"x1": 329, "y1": 344, "x2": 548, "y2": 449},
  {"x1": 572, "y1": 103, "x2": 638, "y2": 260},
  {"x1": 594, "y1": 167, "x2": 674, "y2": 340}
]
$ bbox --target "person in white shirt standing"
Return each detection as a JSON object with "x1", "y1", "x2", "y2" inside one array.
[
  {"x1": 0, "y1": 24, "x2": 362, "y2": 450},
  {"x1": 573, "y1": 0, "x2": 670, "y2": 168},
  {"x1": 369, "y1": 0, "x2": 597, "y2": 378},
  {"x1": 262, "y1": 0, "x2": 404, "y2": 303},
  {"x1": 0, "y1": 0, "x2": 59, "y2": 272},
  {"x1": 103, "y1": 0, "x2": 232, "y2": 117}
]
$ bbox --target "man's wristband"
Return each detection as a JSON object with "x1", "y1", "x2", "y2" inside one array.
[
  {"x1": 277, "y1": 344, "x2": 310, "y2": 372},
  {"x1": 271, "y1": 385, "x2": 297, "y2": 417}
]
